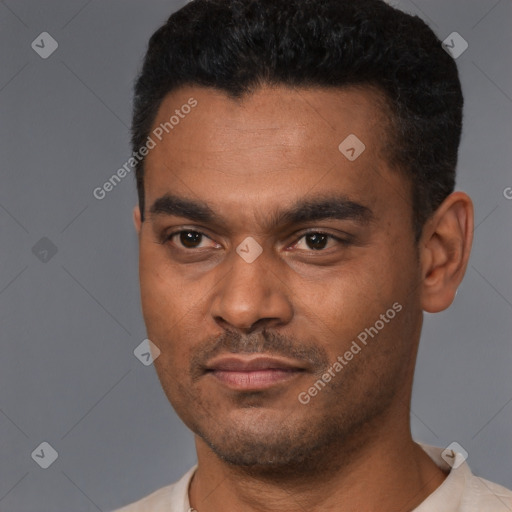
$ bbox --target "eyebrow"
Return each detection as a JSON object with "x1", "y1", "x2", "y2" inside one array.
[{"x1": 149, "y1": 193, "x2": 374, "y2": 230}]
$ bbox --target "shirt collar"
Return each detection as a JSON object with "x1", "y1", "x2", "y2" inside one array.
[{"x1": 181, "y1": 442, "x2": 468, "y2": 512}]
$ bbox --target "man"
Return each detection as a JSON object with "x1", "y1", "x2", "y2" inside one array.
[{"x1": 116, "y1": 0, "x2": 512, "y2": 510}]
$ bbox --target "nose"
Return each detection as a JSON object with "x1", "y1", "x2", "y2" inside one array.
[{"x1": 210, "y1": 245, "x2": 293, "y2": 333}]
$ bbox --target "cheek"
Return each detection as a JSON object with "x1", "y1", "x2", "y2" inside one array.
[
  {"x1": 139, "y1": 248, "x2": 188, "y2": 337},
  {"x1": 139, "y1": 261, "x2": 197, "y2": 393},
  {"x1": 140, "y1": 238, "x2": 183, "y2": 299},
  {"x1": 303, "y1": 251, "x2": 411, "y2": 345},
  {"x1": 138, "y1": 245, "x2": 212, "y2": 363},
  {"x1": 308, "y1": 259, "x2": 389, "y2": 314}
]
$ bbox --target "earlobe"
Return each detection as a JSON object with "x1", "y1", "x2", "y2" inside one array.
[
  {"x1": 133, "y1": 205, "x2": 142, "y2": 234},
  {"x1": 419, "y1": 192, "x2": 474, "y2": 313}
]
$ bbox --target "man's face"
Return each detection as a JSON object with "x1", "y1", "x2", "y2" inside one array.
[{"x1": 136, "y1": 85, "x2": 423, "y2": 471}]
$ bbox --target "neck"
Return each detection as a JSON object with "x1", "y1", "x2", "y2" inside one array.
[{"x1": 188, "y1": 418, "x2": 447, "y2": 512}]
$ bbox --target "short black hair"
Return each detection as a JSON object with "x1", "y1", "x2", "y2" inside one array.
[{"x1": 132, "y1": 0, "x2": 463, "y2": 240}]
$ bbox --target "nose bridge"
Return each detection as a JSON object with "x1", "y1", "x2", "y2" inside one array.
[{"x1": 212, "y1": 241, "x2": 292, "y2": 329}]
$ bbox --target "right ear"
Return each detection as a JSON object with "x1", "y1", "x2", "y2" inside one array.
[{"x1": 133, "y1": 205, "x2": 142, "y2": 235}]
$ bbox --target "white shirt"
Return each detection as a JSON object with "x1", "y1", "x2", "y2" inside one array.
[{"x1": 113, "y1": 443, "x2": 512, "y2": 511}]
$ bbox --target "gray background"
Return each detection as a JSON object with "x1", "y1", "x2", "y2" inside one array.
[{"x1": 0, "y1": 0, "x2": 510, "y2": 510}]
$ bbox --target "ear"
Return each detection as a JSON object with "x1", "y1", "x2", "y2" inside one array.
[
  {"x1": 419, "y1": 191, "x2": 474, "y2": 313},
  {"x1": 133, "y1": 205, "x2": 142, "y2": 235}
]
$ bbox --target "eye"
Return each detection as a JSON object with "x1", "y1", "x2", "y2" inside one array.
[
  {"x1": 162, "y1": 229, "x2": 350, "y2": 253},
  {"x1": 291, "y1": 231, "x2": 348, "y2": 251},
  {"x1": 164, "y1": 230, "x2": 219, "y2": 250}
]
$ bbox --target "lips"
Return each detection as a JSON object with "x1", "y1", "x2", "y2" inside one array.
[
  {"x1": 205, "y1": 356, "x2": 306, "y2": 390},
  {"x1": 206, "y1": 356, "x2": 304, "y2": 372}
]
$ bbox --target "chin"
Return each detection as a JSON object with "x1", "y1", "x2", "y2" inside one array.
[{"x1": 194, "y1": 407, "x2": 341, "y2": 473}]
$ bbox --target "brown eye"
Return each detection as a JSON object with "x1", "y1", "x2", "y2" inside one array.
[
  {"x1": 304, "y1": 233, "x2": 330, "y2": 250},
  {"x1": 164, "y1": 230, "x2": 217, "y2": 250},
  {"x1": 292, "y1": 232, "x2": 348, "y2": 252},
  {"x1": 179, "y1": 231, "x2": 203, "y2": 248}
]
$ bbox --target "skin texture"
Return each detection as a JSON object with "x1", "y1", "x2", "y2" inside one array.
[{"x1": 133, "y1": 85, "x2": 473, "y2": 511}]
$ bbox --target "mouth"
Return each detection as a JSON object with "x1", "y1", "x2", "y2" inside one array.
[{"x1": 204, "y1": 356, "x2": 307, "y2": 391}]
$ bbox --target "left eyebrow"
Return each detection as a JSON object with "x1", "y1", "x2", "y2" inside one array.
[
  {"x1": 269, "y1": 195, "x2": 374, "y2": 229},
  {"x1": 148, "y1": 193, "x2": 374, "y2": 230}
]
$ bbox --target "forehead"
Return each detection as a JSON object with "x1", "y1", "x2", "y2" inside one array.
[
  {"x1": 142, "y1": 84, "x2": 410, "y2": 229},
  {"x1": 148, "y1": 83, "x2": 390, "y2": 154}
]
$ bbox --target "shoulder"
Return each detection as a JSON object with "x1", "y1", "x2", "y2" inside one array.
[
  {"x1": 416, "y1": 443, "x2": 512, "y2": 511},
  {"x1": 113, "y1": 483, "x2": 177, "y2": 512},
  {"x1": 112, "y1": 466, "x2": 197, "y2": 512},
  {"x1": 460, "y1": 473, "x2": 512, "y2": 511}
]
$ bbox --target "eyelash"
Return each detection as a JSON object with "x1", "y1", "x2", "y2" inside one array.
[{"x1": 161, "y1": 229, "x2": 351, "y2": 252}]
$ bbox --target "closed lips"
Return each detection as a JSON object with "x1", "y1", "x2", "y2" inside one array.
[{"x1": 205, "y1": 356, "x2": 306, "y2": 372}]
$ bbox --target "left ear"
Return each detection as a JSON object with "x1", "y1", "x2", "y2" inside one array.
[
  {"x1": 133, "y1": 204, "x2": 142, "y2": 235},
  {"x1": 419, "y1": 191, "x2": 474, "y2": 313}
]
